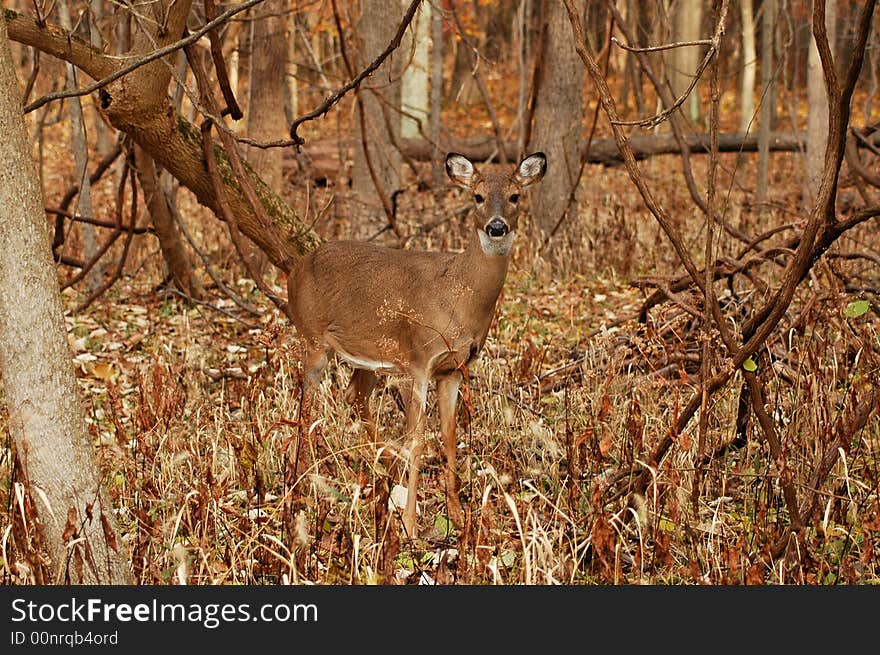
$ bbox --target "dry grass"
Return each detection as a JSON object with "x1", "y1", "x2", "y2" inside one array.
[{"x1": 1, "y1": 149, "x2": 879, "y2": 586}]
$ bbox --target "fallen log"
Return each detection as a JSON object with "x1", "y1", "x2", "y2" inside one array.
[
  {"x1": 396, "y1": 132, "x2": 806, "y2": 166},
  {"x1": 287, "y1": 132, "x2": 808, "y2": 177}
]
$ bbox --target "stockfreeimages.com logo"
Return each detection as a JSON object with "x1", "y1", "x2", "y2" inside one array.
[{"x1": 11, "y1": 597, "x2": 318, "y2": 630}]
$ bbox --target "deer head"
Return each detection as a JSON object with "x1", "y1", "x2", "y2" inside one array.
[{"x1": 445, "y1": 152, "x2": 547, "y2": 256}]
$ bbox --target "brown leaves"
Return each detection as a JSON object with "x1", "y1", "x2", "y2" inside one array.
[
  {"x1": 61, "y1": 506, "x2": 78, "y2": 542},
  {"x1": 100, "y1": 512, "x2": 119, "y2": 553}
]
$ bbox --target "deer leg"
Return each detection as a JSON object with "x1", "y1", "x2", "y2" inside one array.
[
  {"x1": 402, "y1": 377, "x2": 428, "y2": 538},
  {"x1": 299, "y1": 348, "x2": 329, "y2": 434},
  {"x1": 286, "y1": 347, "x2": 328, "y2": 532},
  {"x1": 437, "y1": 372, "x2": 465, "y2": 528},
  {"x1": 344, "y1": 368, "x2": 378, "y2": 442}
]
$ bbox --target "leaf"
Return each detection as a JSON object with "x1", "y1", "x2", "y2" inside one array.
[
  {"x1": 62, "y1": 507, "x2": 78, "y2": 542},
  {"x1": 743, "y1": 357, "x2": 758, "y2": 372},
  {"x1": 434, "y1": 514, "x2": 453, "y2": 536},
  {"x1": 659, "y1": 518, "x2": 676, "y2": 532},
  {"x1": 845, "y1": 300, "x2": 870, "y2": 318},
  {"x1": 599, "y1": 435, "x2": 613, "y2": 457},
  {"x1": 499, "y1": 549, "x2": 517, "y2": 568},
  {"x1": 92, "y1": 362, "x2": 116, "y2": 381},
  {"x1": 101, "y1": 513, "x2": 119, "y2": 553},
  {"x1": 678, "y1": 431, "x2": 692, "y2": 451}
]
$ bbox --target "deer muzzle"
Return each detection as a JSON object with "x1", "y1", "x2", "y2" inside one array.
[{"x1": 485, "y1": 218, "x2": 509, "y2": 238}]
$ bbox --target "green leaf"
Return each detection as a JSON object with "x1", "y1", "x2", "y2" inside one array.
[
  {"x1": 743, "y1": 357, "x2": 758, "y2": 372},
  {"x1": 659, "y1": 518, "x2": 676, "y2": 532},
  {"x1": 845, "y1": 300, "x2": 870, "y2": 318},
  {"x1": 434, "y1": 514, "x2": 453, "y2": 536}
]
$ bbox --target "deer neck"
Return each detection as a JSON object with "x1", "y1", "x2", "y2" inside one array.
[{"x1": 458, "y1": 228, "x2": 512, "y2": 306}]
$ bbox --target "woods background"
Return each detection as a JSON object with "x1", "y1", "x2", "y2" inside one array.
[{"x1": 0, "y1": 0, "x2": 879, "y2": 585}]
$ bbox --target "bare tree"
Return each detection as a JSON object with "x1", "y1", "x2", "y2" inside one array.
[
  {"x1": 59, "y1": 0, "x2": 103, "y2": 293},
  {"x1": 401, "y1": 0, "x2": 430, "y2": 139},
  {"x1": 6, "y1": 0, "x2": 322, "y2": 272},
  {"x1": 0, "y1": 12, "x2": 131, "y2": 584},
  {"x1": 133, "y1": 145, "x2": 203, "y2": 298},
  {"x1": 756, "y1": 0, "x2": 777, "y2": 211},
  {"x1": 669, "y1": 0, "x2": 705, "y2": 121},
  {"x1": 528, "y1": 0, "x2": 584, "y2": 252},
  {"x1": 739, "y1": 0, "x2": 757, "y2": 134},
  {"x1": 430, "y1": 0, "x2": 444, "y2": 190},
  {"x1": 563, "y1": 0, "x2": 880, "y2": 562},
  {"x1": 352, "y1": 0, "x2": 404, "y2": 222},
  {"x1": 245, "y1": 0, "x2": 290, "y2": 276}
]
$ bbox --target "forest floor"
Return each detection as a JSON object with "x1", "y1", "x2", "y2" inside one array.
[{"x1": 2, "y1": 117, "x2": 880, "y2": 584}]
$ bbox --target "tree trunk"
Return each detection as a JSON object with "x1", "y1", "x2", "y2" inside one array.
[
  {"x1": 446, "y1": 34, "x2": 481, "y2": 107},
  {"x1": 59, "y1": 0, "x2": 103, "y2": 293},
  {"x1": 133, "y1": 145, "x2": 203, "y2": 298},
  {"x1": 391, "y1": 130, "x2": 806, "y2": 165},
  {"x1": 756, "y1": 0, "x2": 777, "y2": 212},
  {"x1": 804, "y1": 0, "x2": 837, "y2": 208},
  {"x1": 401, "y1": 0, "x2": 430, "y2": 139},
  {"x1": 285, "y1": 9, "x2": 299, "y2": 125},
  {"x1": 528, "y1": 0, "x2": 584, "y2": 247},
  {"x1": 430, "y1": 1, "x2": 444, "y2": 190},
  {"x1": 739, "y1": 0, "x2": 757, "y2": 133},
  {"x1": 0, "y1": 13, "x2": 132, "y2": 585},
  {"x1": 669, "y1": 0, "x2": 705, "y2": 122},
  {"x1": 352, "y1": 0, "x2": 403, "y2": 217},
  {"x1": 245, "y1": 0, "x2": 288, "y2": 276}
]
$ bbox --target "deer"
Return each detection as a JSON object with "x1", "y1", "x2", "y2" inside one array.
[{"x1": 287, "y1": 151, "x2": 547, "y2": 537}]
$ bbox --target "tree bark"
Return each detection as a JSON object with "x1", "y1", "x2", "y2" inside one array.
[
  {"x1": 756, "y1": 0, "x2": 777, "y2": 211},
  {"x1": 401, "y1": 0, "x2": 430, "y2": 139},
  {"x1": 804, "y1": 0, "x2": 837, "y2": 207},
  {"x1": 133, "y1": 145, "x2": 203, "y2": 298},
  {"x1": 0, "y1": 13, "x2": 132, "y2": 585},
  {"x1": 59, "y1": 0, "x2": 103, "y2": 293},
  {"x1": 446, "y1": 31, "x2": 481, "y2": 107},
  {"x1": 352, "y1": 0, "x2": 404, "y2": 216},
  {"x1": 430, "y1": 1, "x2": 444, "y2": 190},
  {"x1": 290, "y1": 130, "x2": 814, "y2": 170},
  {"x1": 739, "y1": 0, "x2": 756, "y2": 133},
  {"x1": 528, "y1": 0, "x2": 584, "y2": 246},
  {"x1": 669, "y1": 0, "x2": 705, "y2": 122},
  {"x1": 245, "y1": 0, "x2": 288, "y2": 276}
]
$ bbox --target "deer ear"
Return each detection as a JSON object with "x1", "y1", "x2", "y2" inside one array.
[
  {"x1": 516, "y1": 152, "x2": 547, "y2": 186},
  {"x1": 446, "y1": 153, "x2": 475, "y2": 187}
]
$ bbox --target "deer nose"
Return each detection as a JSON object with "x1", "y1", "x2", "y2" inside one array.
[{"x1": 485, "y1": 218, "x2": 509, "y2": 237}]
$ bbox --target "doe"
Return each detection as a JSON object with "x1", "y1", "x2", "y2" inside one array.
[{"x1": 287, "y1": 151, "x2": 547, "y2": 536}]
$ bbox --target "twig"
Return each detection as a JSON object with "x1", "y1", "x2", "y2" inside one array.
[
  {"x1": 74, "y1": 165, "x2": 139, "y2": 313},
  {"x1": 448, "y1": 1, "x2": 507, "y2": 164},
  {"x1": 61, "y1": 153, "x2": 131, "y2": 291},
  {"x1": 22, "y1": 0, "x2": 268, "y2": 114},
  {"x1": 52, "y1": 140, "x2": 123, "y2": 258},
  {"x1": 611, "y1": 36, "x2": 712, "y2": 53},
  {"x1": 166, "y1": 190, "x2": 262, "y2": 317},
  {"x1": 331, "y1": 0, "x2": 404, "y2": 243},
  {"x1": 289, "y1": 0, "x2": 423, "y2": 147},
  {"x1": 164, "y1": 288, "x2": 262, "y2": 331},
  {"x1": 187, "y1": 44, "x2": 290, "y2": 317},
  {"x1": 22, "y1": 47, "x2": 39, "y2": 105},
  {"x1": 46, "y1": 208, "x2": 154, "y2": 234},
  {"x1": 203, "y1": 0, "x2": 243, "y2": 120}
]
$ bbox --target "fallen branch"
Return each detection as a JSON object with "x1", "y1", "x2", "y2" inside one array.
[{"x1": 285, "y1": 132, "x2": 810, "y2": 172}]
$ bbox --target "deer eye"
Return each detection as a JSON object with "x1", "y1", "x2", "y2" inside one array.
[
  {"x1": 474, "y1": 194, "x2": 485, "y2": 204},
  {"x1": 509, "y1": 193, "x2": 520, "y2": 204}
]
